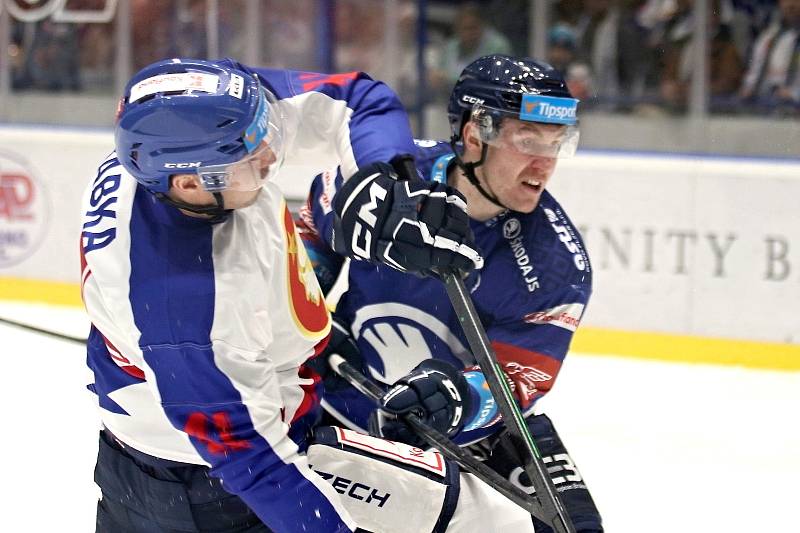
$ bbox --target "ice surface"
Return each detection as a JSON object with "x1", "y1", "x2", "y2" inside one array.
[{"x1": 2, "y1": 302, "x2": 798, "y2": 532}]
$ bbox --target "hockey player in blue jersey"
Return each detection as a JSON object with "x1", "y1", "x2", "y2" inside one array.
[
  {"x1": 80, "y1": 57, "x2": 540, "y2": 533},
  {"x1": 300, "y1": 55, "x2": 603, "y2": 532}
]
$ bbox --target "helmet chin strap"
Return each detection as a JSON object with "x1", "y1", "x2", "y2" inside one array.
[
  {"x1": 154, "y1": 191, "x2": 232, "y2": 222},
  {"x1": 450, "y1": 136, "x2": 509, "y2": 211}
]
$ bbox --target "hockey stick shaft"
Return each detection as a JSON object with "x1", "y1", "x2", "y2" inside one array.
[
  {"x1": 0, "y1": 316, "x2": 87, "y2": 345},
  {"x1": 440, "y1": 272, "x2": 576, "y2": 533},
  {"x1": 328, "y1": 353, "x2": 543, "y2": 517}
]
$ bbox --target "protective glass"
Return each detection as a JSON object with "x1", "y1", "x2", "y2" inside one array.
[
  {"x1": 197, "y1": 86, "x2": 285, "y2": 192},
  {"x1": 471, "y1": 97, "x2": 580, "y2": 158},
  {"x1": 474, "y1": 109, "x2": 580, "y2": 158}
]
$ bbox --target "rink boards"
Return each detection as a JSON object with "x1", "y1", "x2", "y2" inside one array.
[{"x1": 1, "y1": 126, "x2": 798, "y2": 369}]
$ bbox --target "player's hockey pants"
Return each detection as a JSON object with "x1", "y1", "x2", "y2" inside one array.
[{"x1": 95, "y1": 429, "x2": 270, "y2": 532}]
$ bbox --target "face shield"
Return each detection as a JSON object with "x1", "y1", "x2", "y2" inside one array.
[
  {"x1": 472, "y1": 94, "x2": 580, "y2": 158},
  {"x1": 197, "y1": 86, "x2": 285, "y2": 192}
]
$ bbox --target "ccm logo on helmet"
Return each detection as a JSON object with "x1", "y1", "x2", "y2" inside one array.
[
  {"x1": 164, "y1": 162, "x2": 202, "y2": 169},
  {"x1": 462, "y1": 95, "x2": 484, "y2": 105}
]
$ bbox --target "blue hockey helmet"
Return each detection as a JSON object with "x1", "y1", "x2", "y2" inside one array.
[
  {"x1": 115, "y1": 58, "x2": 285, "y2": 194},
  {"x1": 447, "y1": 54, "x2": 579, "y2": 158}
]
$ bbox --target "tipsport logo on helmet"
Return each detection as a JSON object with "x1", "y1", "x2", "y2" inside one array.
[
  {"x1": 519, "y1": 94, "x2": 578, "y2": 125},
  {"x1": 0, "y1": 150, "x2": 50, "y2": 267}
]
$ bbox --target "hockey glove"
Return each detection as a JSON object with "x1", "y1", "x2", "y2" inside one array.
[
  {"x1": 332, "y1": 161, "x2": 483, "y2": 276},
  {"x1": 369, "y1": 359, "x2": 472, "y2": 448},
  {"x1": 305, "y1": 318, "x2": 364, "y2": 393}
]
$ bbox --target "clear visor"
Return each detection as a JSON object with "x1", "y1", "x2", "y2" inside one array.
[
  {"x1": 474, "y1": 109, "x2": 580, "y2": 159},
  {"x1": 197, "y1": 142, "x2": 279, "y2": 192},
  {"x1": 196, "y1": 87, "x2": 285, "y2": 192}
]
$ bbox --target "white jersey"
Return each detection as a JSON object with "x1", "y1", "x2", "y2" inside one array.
[{"x1": 80, "y1": 63, "x2": 418, "y2": 532}]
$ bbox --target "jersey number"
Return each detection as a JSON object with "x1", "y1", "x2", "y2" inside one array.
[{"x1": 184, "y1": 411, "x2": 252, "y2": 455}]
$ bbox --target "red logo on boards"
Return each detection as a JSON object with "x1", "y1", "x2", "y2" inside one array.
[
  {"x1": 0, "y1": 150, "x2": 50, "y2": 267},
  {"x1": 0, "y1": 173, "x2": 34, "y2": 221}
]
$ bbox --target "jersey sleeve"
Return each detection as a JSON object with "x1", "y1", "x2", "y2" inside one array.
[
  {"x1": 237, "y1": 61, "x2": 416, "y2": 180},
  {"x1": 286, "y1": 69, "x2": 416, "y2": 172},
  {"x1": 139, "y1": 341, "x2": 356, "y2": 533}
]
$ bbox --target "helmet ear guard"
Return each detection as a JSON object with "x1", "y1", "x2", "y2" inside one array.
[{"x1": 470, "y1": 105, "x2": 511, "y2": 146}]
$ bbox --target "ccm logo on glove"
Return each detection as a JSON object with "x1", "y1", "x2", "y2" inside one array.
[
  {"x1": 332, "y1": 161, "x2": 483, "y2": 275},
  {"x1": 349, "y1": 176, "x2": 388, "y2": 260}
]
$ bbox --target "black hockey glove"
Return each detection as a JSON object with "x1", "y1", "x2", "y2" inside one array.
[
  {"x1": 368, "y1": 359, "x2": 472, "y2": 448},
  {"x1": 332, "y1": 161, "x2": 483, "y2": 276},
  {"x1": 305, "y1": 318, "x2": 364, "y2": 393}
]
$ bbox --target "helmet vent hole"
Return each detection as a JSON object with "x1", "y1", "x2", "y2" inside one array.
[
  {"x1": 218, "y1": 142, "x2": 243, "y2": 155},
  {"x1": 501, "y1": 94, "x2": 521, "y2": 108},
  {"x1": 217, "y1": 119, "x2": 235, "y2": 128},
  {"x1": 127, "y1": 143, "x2": 142, "y2": 170}
]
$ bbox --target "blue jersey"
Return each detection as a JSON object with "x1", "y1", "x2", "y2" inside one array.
[
  {"x1": 81, "y1": 65, "x2": 416, "y2": 532},
  {"x1": 301, "y1": 140, "x2": 592, "y2": 445}
]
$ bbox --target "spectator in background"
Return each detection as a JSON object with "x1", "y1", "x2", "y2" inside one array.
[
  {"x1": 659, "y1": 0, "x2": 744, "y2": 111},
  {"x1": 574, "y1": 0, "x2": 652, "y2": 109},
  {"x1": 170, "y1": 0, "x2": 208, "y2": 58},
  {"x1": 547, "y1": 24, "x2": 594, "y2": 100},
  {"x1": 739, "y1": 0, "x2": 800, "y2": 109},
  {"x1": 28, "y1": 19, "x2": 81, "y2": 91},
  {"x1": 79, "y1": 23, "x2": 115, "y2": 92},
  {"x1": 262, "y1": 1, "x2": 316, "y2": 71},
  {"x1": 334, "y1": 0, "x2": 385, "y2": 76},
  {"x1": 429, "y1": 2, "x2": 512, "y2": 100},
  {"x1": 335, "y1": 0, "x2": 444, "y2": 109},
  {"x1": 488, "y1": 0, "x2": 531, "y2": 56},
  {"x1": 552, "y1": 0, "x2": 587, "y2": 31},
  {"x1": 575, "y1": 0, "x2": 622, "y2": 105},
  {"x1": 132, "y1": 0, "x2": 172, "y2": 69},
  {"x1": 24, "y1": 19, "x2": 81, "y2": 91},
  {"x1": 390, "y1": 1, "x2": 444, "y2": 109},
  {"x1": 729, "y1": 0, "x2": 780, "y2": 60}
]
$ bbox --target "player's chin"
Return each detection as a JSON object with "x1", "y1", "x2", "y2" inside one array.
[{"x1": 509, "y1": 185, "x2": 543, "y2": 212}]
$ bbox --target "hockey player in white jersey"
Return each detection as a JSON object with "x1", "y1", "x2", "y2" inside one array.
[{"x1": 80, "y1": 57, "x2": 535, "y2": 532}]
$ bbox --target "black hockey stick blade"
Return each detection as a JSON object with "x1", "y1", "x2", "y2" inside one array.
[
  {"x1": 439, "y1": 272, "x2": 576, "y2": 533},
  {"x1": 328, "y1": 353, "x2": 545, "y2": 518}
]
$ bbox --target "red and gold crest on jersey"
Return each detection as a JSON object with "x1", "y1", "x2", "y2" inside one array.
[{"x1": 282, "y1": 203, "x2": 330, "y2": 339}]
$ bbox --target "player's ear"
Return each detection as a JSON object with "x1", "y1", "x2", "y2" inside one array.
[
  {"x1": 170, "y1": 174, "x2": 202, "y2": 193},
  {"x1": 462, "y1": 121, "x2": 483, "y2": 153}
]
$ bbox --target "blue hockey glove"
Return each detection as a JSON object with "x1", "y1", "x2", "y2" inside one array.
[
  {"x1": 369, "y1": 359, "x2": 472, "y2": 448},
  {"x1": 305, "y1": 318, "x2": 364, "y2": 393},
  {"x1": 332, "y1": 161, "x2": 483, "y2": 276}
]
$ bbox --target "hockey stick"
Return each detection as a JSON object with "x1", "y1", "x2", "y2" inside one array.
[
  {"x1": 327, "y1": 353, "x2": 546, "y2": 517},
  {"x1": 439, "y1": 272, "x2": 576, "y2": 533},
  {"x1": 0, "y1": 315, "x2": 87, "y2": 345}
]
